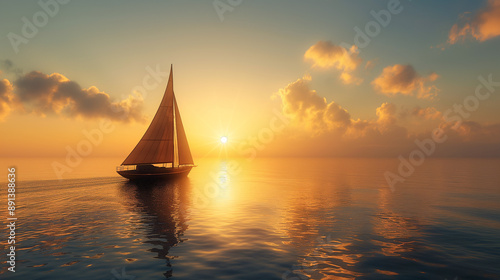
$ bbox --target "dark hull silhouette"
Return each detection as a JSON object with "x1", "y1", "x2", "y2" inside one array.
[{"x1": 117, "y1": 165, "x2": 192, "y2": 181}]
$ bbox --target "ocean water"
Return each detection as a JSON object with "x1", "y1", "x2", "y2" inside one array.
[{"x1": 1, "y1": 157, "x2": 499, "y2": 280}]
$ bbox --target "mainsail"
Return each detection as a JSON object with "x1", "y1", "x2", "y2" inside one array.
[{"x1": 121, "y1": 65, "x2": 193, "y2": 166}]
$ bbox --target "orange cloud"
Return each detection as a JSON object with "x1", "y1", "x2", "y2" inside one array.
[
  {"x1": 346, "y1": 102, "x2": 406, "y2": 139},
  {"x1": 371, "y1": 64, "x2": 439, "y2": 100},
  {"x1": 275, "y1": 75, "x2": 351, "y2": 134},
  {"x1": 376, "y1": 102, "x2": 397, "y2": 125},
  {"x1": 304, "y1": 41, "x2": 362, "y2": 85},
  {"x1": 411, "y1": 106, "x2": 442, "y2": 120},
  {"x1": 448, "y1": 0, "x2": 500, "y2": 44}
]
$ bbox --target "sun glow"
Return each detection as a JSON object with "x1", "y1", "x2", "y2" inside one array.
[{"x1": 220, "y1": 136, "x2": 228, "y2": 144}]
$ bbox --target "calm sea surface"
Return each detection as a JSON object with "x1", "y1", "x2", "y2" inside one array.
[{"x1": 1, "y1": 158, "x2": 499, "y2": 280}]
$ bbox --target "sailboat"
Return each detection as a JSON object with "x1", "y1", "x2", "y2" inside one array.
[{"x1": 117, "y1": 65, "x2": 195, "y2": 180}]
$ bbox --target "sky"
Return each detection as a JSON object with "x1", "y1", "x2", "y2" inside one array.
[{"x1": 1, "y1": 0, "x2": 500, "y2": 160}]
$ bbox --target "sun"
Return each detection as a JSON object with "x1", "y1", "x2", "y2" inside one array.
[{"x1": 220, "y1": 136, "x2": 228, "y2": 144}]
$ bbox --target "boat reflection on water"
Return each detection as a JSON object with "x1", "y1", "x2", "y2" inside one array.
[{"x1": 118, "y1": 178, "x2": 191, "y2": 278}]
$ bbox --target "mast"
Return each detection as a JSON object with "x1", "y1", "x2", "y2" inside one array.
[{"x1": 173, "y1": 94, "x2": 179, "y2": 167}]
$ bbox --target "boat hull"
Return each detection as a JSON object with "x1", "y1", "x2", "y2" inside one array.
[{"x1": 117, "y1": 166, "x2": 193, "y2": 181}]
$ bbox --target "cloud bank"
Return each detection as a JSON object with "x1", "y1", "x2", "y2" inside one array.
[
  {"x1": 275, "y1": 75, "x2": 408, "y2": 139},
  {"x1": 272, "y1": 76, "x2": 500, "y2": 157},
  {"x1": 0, "y1": 71, "x2": 145, "y2": 122}
]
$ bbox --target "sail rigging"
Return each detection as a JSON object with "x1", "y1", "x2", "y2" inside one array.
[{"x1": 121, "y1": 65, "x2": 193, "y2": 166}]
